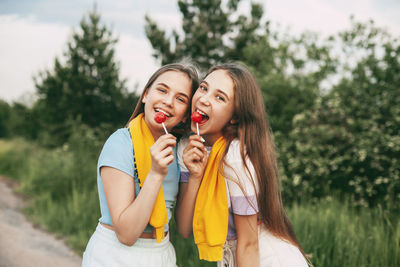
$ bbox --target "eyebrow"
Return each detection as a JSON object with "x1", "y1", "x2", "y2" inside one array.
[
  {"x1": 156, "y1": 82, "x2": 170, "y2": 89},
  {"x1": 178, "y1": 92, "x2": 190, "y2": 99},
  {"x1": 200, "y1": 80, "x2": 231, "y2": 100},
  {"x1": 217, "y1": 89, "x2": 230, "y2": 100},
  {"x1": 201, "y1": 80, "x2": 209, "y2": 86},
  {"x1": 157, "y1": 82, "x2": 190, "y2": 99}
]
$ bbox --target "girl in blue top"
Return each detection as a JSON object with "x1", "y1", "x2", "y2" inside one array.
[{"x1": 82, "y1": 63, "x2": 199, "y2": 267}]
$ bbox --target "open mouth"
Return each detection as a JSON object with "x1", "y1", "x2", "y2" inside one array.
[
  {"x1": 195, "y1": 109, "x2": 209, "y2": 124},
  {"x1": 155, "y1": 108, "x2": 172, "y2": 118}
]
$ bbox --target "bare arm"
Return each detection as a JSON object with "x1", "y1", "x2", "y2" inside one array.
[
  {"x1": 175, "y1": 135, "x2": 207, "y2": 238},
  {"x1": 101, "y1": 134, "x2": 176, "y2": 246},
  {"x1": 234, "y1": 214, "x2": 260, "y2": 267}
]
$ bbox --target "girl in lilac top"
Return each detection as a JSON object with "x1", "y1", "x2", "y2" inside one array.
[
  {"x1": 178, "y1": 139, "x2": 259, "y2": 241},
  {"x1": 175, "y1": 63, "x2": 311, "y2": 267}
]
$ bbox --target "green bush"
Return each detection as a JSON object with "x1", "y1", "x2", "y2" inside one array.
[
  {"x1": 279, "y1": 21, "x2": 400, "y2": 208},
  {"x1": 0, "y1": 138, "x2": 34, "y2": 180}
]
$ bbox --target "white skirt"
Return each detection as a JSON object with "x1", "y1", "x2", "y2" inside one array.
[
  {"x1": 258, "y1": 225, "x2": 308, "y2": 267},
  {"x1": 217, "y1": 225, "x2": 308, "y2": 267},
  {"x1": 82, "y1": 223, "x2": 177, "y2": 267}
]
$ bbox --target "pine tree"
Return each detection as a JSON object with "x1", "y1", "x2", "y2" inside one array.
[
  {"x1": 145, "y1": 0, "x2": 264, "y2": 71},
  {"x1": 35, "y1": 8, "x2": 137, "y2": 145}
]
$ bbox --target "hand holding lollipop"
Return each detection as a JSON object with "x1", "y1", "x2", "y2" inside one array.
[{"x1": 154, "y1": 112, "x2": 168, "y2": 135}]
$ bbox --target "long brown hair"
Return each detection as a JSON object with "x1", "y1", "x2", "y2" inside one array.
[
  {"x1": 126, "y1": 63, "x2": 199, "y2": 136},
  {"x1": 205, "y1": 63, "x2": 310, "y2": 263}
]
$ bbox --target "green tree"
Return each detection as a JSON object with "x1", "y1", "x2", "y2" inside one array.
[
  {"x1": 280, "y1": 20, "x2": 400, "y2": 208},
  {"x1": 0, "y1": 100, "x2": 40, "y2": 140},
  {"x1": 34, "y1": 8, "x2": 138, "y2": 146},
  {"x1": 145, "y1": 0, "x2": 265, "y2": 71},
  {"x1": 145, "y1": 0, "x2": 336, "y2": 133},
  {"x1": 0, "y1": 100, "x2": 10, "y2": 137},
  {"x1": 243, "y1": 32, "x2": 336, "y2": 133},
  {"x1": 7, "y1": 102, "x2": 40, "y2": 140}
]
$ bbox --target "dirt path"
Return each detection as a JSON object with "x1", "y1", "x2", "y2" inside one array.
[{"x1": 0, "y1": 176, "x2": 81, "y2": 267}]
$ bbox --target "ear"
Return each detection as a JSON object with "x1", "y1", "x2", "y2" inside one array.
[
  {"x1": 142, "y1": 89, "x2": 149, "y2": 104},
  {"x1": 230, "y1": 119, "x2": 238, "y2": 124}
]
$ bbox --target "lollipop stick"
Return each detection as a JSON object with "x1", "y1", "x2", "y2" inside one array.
[
  {"x1": 196, "y1": 123, "x2": 205, "y2": 142},
  {"x1": 162, "y1": 123, "x2": 168, "y2": 135}
]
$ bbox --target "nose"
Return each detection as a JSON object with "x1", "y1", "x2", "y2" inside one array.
[
  {"x1": 198, "y1": 93, "x2": 210, "y2": 106},
  {"x1": 162, "y1": 93, "x2": 174, "y2": 106}
]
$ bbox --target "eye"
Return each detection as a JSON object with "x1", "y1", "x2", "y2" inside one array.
[
  {"x1": 157, "y1": 88, "x2": 167, "y2": 93},
  {"x1": 177, "y1": 96, "x2": 187, "y2": 103},
  {"x1": 199, "y1": 85, "x2": 207, "y2": 92},
  {"x1": 217, "y1": 95, "x2": 225, "y2": 101}
]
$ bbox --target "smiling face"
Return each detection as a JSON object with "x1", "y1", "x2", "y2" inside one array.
[
  {"x1": 191, "y1": 69, "x2": 235, "y2": 145},
  {"x1": 142, "y1": 70, "x2": 192, "y2": 139}
]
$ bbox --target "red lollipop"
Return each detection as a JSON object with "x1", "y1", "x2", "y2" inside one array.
[
  {"x1": 191, "y1": 111, "x2": 203, "y2": 135},
  {"x1": 191, "y1": 111, "x2": 202, "y2": 123},
  {"x1": 154, "y1": 112, "x2": 166, "y2": 123},
  {"x1": 154, "y1": 112, "x2": 168, "y2": 134}
]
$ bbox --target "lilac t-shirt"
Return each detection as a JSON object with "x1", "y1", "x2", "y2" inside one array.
[{"x1": 177, "y1": 138, "x2": 259, "y2": 240}]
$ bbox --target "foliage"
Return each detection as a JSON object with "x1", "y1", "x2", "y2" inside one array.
[
  {"x1": 34, "y1": 8, "x2": 138, "y2": 146},
  {"x1": 0, "y1": 4, "x2": 399, "y2": 266},
  {"x1": 1, "y1": 139, "x2": 398, "y2": 266},
  {"x1": 289, "y1": 197, "x2": 399, "y2": 267},
  {"x1": 244, "y1": 31, "x2": 336, "y2": 133},
  {"x1": 145, "y1": 0, "x2": 265, "y2": 71},
  {"x1": 0, "y1": 138, "x2": 33, "y2": 180},
  {"x1": 145, "y1": 0, "x2": 400, "y2": 209},
  {"x1": 280, "y1": 19, "x2": 400, "y2": 208},
  {"x1": 0, "y1": 124, "x2": 103, "y2": 252},
  {"x1": 145, "y1": 0, "x2": 337, "y2": 134},
  {"x1": 8, "y1": 102, "x2": 42, "y2": 140},
  {"x1": 0, "y1": 100, "x2": 10, "y2": 137}
]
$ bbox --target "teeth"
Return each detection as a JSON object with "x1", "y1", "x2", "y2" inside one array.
[
  {"x1": 196, "y1": 109, "x2": 207, "y2": 116},
  {"x1": 155, "y1": 108, "x2": 171, "y2": 117}
]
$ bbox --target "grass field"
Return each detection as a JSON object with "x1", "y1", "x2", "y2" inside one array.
[{"x1": 0, "y1": 138, "x2": 398, "y2": 266}]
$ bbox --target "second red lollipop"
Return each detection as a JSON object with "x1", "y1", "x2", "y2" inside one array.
[
  {"x1": 191, "y1": 111, "x2": 202, "y2": 123},
  {"x1": 154, "y1": 112, "x2": 168, "y2": 134},
  {"x1": 191, "y1": 111, "x2": 203, "y2": 135}
]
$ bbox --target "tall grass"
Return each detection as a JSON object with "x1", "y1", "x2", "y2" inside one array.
[
  {"x1": 289, "y1": 198, "x2": 399, "y2": 267},
  {"x1": 0, "y1": 138, "x2": 398, "y2": 266},
  {"x1": 0, "y1": 138, "x2": 33, "y2": 180},
  {"x1": 0, "y1": 134, "x2": 101, "y2": 252}
]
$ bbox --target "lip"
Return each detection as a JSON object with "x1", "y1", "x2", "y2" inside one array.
[
  {"x1": 194, "y1": 108, "x2": 208, "y2": 118},
  {"x1": 154, "y1": 108, "x2": 172, "y2": 117},
  {"x1": 193, "y1": 107, "x2": 209, "y2": 126}
]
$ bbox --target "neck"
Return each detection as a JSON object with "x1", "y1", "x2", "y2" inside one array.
[
  {"x1": 149, "y1": 128, "x2": 163, "y2": 141},
  {"x1": 203, "y1": 134, "x2": 222, "y2": 147},
  {"x1": 143, "y1": 114, "x2": 164, "y2": 141}
]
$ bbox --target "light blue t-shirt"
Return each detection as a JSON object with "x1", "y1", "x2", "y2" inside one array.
[{"x1": 97, "y1": 128, "x2": 180, "y2": 232}]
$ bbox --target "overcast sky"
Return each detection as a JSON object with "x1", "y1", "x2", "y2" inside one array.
[{"x1": 1, "y1": 0, "x2": 399, "y2": 103}]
